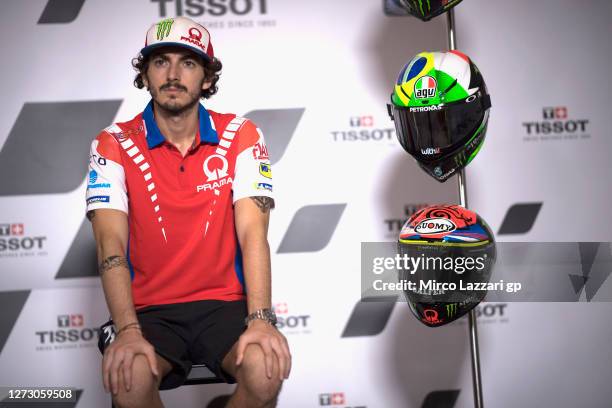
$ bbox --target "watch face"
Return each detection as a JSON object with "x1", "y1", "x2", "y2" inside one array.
[{"x1": 266, "y1": 310, "x2": 277, "y2": 324}]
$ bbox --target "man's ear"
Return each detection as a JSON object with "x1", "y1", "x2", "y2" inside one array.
[
  {"x1": 202, "y1": 80, "x2": 212, "y2": 91},
  {"x1": 142, "y1": 74, "x2": 150, "y2": 89}
]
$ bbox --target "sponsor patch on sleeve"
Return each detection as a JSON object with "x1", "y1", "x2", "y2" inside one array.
[
  {"x1": 259, "y1": 163, "x2": 272, "y2": 178},
  {"x1": 87, "y1": 195, "x2": 110, "y2": 204},
  {"x1": 256, "y1": 183, "x2": 273, "y2": 192}
]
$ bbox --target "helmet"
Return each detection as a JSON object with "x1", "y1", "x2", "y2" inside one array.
[
  {"x1": 396, "y1": 0, "x2": 464, "y2": 22},
  {"x1": 397, "y1": 205, "x2": 496, "y2": 327},
  {"x1": 387, "y1": 51, "x2": 491, "y2": 182}
]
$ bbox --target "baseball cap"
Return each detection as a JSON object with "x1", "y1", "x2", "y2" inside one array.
[{"x1": 140, "y1": 17, "x2": 214, "y2": 61}]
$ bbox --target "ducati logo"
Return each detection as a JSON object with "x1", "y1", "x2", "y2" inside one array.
[{"x1": 203, "y1": 154, "x2": 228, "y2": 181}]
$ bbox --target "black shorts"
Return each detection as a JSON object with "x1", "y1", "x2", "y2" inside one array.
[{"x1": 98, "y1": 299, "x2": 247, "y2": 390}]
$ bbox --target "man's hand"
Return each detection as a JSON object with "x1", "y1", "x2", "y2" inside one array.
[
  {"x1": 235, "y1": 320, "x2": 291, "y2": 381},
  {"x1": 102, "y1": 329, "x2": 159, "y2": 395}
]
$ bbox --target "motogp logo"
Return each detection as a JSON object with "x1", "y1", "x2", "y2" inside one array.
[{"x1": 414, "y1": 75, "x2": 437, "y2": 99}]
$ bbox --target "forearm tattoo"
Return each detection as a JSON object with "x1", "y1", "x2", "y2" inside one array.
[
  {"x1": 250, "y1": 196, "x2": 275, "y2": 213},
  {"x1": 98, "y1": 255, "x2": 129, "y2": 276}
]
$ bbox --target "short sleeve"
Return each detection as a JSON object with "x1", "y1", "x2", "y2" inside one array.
[
  {"x1": 232, "y1": 119, "x2": 274, "y2": 204},
  {"x1": 86, "y1": 129, "x2": 128, "y2": 215}
]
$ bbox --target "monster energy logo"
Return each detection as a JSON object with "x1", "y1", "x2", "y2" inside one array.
[
  {"x1": 446, "y1": 303, "x2": 458, "y2": 318},
  {"x1": 410, "y1": 0, "x2": 431, "y2": 16},
  {"x1": 156, "y1": 18, "x2": 174, "y2": 40}
]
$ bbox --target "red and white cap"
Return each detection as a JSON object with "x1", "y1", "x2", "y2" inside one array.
[{"x1": 141, "y1": 17, "x2": 214, "y2": 61}]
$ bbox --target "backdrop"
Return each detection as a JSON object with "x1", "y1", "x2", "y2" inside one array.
[{"x1": 0, "y1": 0, "x2": 611, "y2": 407}]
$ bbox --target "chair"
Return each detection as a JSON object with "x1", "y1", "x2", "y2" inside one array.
[
  {"x1": 184, "y1": 364, "x2": 224, "y2": 385},
  {"x1": 111, "y1": 364, "x2": 223, "y2": 407}
]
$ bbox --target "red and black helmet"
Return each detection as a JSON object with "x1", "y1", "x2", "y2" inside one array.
[{"x1": 397, "y1": 204, "x2": 496, "y2": 327}]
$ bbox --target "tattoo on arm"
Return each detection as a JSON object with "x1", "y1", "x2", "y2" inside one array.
[
  {"x1": 250, "y1": 196, "x2": 275, "y2": 213},
  {"x1": 87, "y1": 210, "x2": 96, "y2": 221},
  {"x1": 98, "y1": 255, "x2": 129, "y2": 276}
]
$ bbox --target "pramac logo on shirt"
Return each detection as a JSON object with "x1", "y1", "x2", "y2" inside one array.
[{"x1": 196, "y1": 154, "x2": 233, "y2": 192}]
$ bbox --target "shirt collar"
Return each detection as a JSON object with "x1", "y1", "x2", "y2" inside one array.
[{"x1": 143, "y1": 100, "x2": 219, "y2": 149}]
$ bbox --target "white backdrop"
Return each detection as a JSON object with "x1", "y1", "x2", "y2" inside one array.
[{"x1": 0, "y1": 1, "x2": 611, "y2": 407}]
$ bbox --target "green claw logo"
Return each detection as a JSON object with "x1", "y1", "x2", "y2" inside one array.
[
  {"x1": 446, "y1": 303, "x2": 458, "y2": 318},
  {"x1": 411, "y1": 0, "x2": 431, "y2": 16},
  {"x1": 156, "y1": 18, "x2": 174, "y2": 40}
]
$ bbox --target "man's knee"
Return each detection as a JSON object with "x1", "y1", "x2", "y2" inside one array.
[
  {"x1": 112, "y1": 355, "x2": 160, "y2": 408},
  {"x1": 237, "y1": 344, "x2": 283, "y2": 405}
]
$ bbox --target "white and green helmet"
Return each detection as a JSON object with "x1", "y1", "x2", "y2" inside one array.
[{"x1": 388, "y1": 51, "x2": 492, "y2": 182}]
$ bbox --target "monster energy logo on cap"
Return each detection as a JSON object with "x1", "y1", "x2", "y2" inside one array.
[
  {"x1": 446, "y1": 303, "x2": 457, "y2": 318},
  {"x1": 156, "y1": 18, "x2": 174, "y2": 40}
]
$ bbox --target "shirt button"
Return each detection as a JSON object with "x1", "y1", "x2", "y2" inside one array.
[{"x1": 179, "y1": 165, "x2": 185, "y2": 172}]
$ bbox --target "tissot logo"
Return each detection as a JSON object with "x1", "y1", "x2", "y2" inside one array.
[
  {"x1": 349, "y1": 116, "x2": 374, "y2": 127},
  {"x1": 0, "y1": 223, "x2": 47, "y2": 258},
  {"x1": 522, "y1": 106, "x2": 590, "y2": 142},
  {"x1": 273, "y1": 302, "x2": 311, "y2": 334},
  {"x1": 331, "y1": 116, "x2": 395, "y2": 142},
  {"x1": 318, "y1": 392, "x2": 366, "y2": 408},
  {"x1": 452, "y1": 303, "x2": 509, "y2": 325},
  {"x1": 383, "y1": 203, "x2": 429, "y2": 237},
  {"x1": 153, "y1": 0, "x2": 268, "y2": 17},
  {"x1": 319, "y1": 393, "x2": 344, "y2": 405},
  {"x1": 35, "y1": 314, "x2": 100, "y2": 351}
]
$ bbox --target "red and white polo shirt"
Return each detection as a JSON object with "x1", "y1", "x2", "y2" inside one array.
[{"x1": 86, "y1": 100, "x2": 274, "y2": 309}]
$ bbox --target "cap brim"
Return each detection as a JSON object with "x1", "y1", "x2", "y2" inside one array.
[{"x1": 140, "y1": 42, "x2": 211, "y2": 62}]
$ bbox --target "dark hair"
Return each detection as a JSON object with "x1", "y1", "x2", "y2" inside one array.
[{"x1": 131, "y1": 52, "x2": 223, "y2": 99}]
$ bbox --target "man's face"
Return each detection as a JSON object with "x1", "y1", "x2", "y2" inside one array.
[{"x1": 143, "y1": 47, "x2": 211, "y2": 113}]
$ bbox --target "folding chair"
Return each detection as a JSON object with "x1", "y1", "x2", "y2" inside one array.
[{"x1": 110, "y1": 363, "x2": 223, "y2": 407}]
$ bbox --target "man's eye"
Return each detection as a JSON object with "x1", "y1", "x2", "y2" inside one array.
[
  {"x1": 153, "y1": 59, "x2": 166, "y2": 66},
  {"x1": 184, "y1": 60, "x2": 195, "y2": 67}
]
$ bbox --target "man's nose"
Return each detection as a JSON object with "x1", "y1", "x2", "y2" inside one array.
[{"x1": 167, "y1": 61, "x2": 180, "y2": 82}]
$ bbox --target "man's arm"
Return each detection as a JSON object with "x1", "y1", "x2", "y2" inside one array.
[
  {"x1": 90, "y1": 209, "x2": 159, "y2": 393},
  {"x1": 91, "y1": 209, "x2": 137, "y2": 330},
  {"x1": 233, "y1": 196, "x2": 291, "y2": 380},
  {"x1": 234, "y1": 197, "x2": 274, "y2": 313}
]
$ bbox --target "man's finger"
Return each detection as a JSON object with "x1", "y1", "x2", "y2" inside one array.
[
  {"x1": 235, "y1": 338, "x2": 248, "y2": 366},
  {"x1": 102, "y1": 351, "x2": 114, "y2": 393},
  {"x1": 270, "y1": 337, "x2": 285, "y2": 381},
  {"x1": 145, "y1": 347, "x2": 160, "y2": 378},
  {"x1": 110, "y1": 351, "x2": 124, "y2": 395},
  {"x1": 260, "y1": 341, "x2": 274, "y2": 379},
  {"x1": 281, "y1": 336, "x2": 292, "y2": 378},
  {"x1": 122, "y1": 351, "x2": 134, "y2": 391}
]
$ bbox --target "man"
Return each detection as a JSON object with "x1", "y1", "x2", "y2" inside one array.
[{"x1": 86, "y1": 16, "x2": 290, "y2": 408}]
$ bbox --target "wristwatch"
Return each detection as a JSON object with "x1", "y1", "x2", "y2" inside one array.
[{"x1": 245, "y1": 308, "x2": 277, "y2": 327}]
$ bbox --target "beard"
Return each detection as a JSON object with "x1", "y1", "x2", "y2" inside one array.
[{"x1": 149, "y1": 81, "x2": 203, "y2": 115}]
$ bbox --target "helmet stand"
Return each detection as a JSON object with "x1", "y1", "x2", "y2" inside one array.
[{"x1": 446, "y1": 9, "x2": 485, "y2": 408}]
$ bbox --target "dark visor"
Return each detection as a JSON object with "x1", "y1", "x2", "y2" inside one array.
[{"x1": 388, "y1": 94, "x2": 491, "y2": 161}]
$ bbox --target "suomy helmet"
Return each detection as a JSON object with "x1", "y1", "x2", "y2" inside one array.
[{"x1": 397, "y1": 204, "x2": 496, "y2": 327}]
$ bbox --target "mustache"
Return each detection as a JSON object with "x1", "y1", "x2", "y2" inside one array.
[{"x1": 160, "y1": 82, "x2": 187, "y2": 92}]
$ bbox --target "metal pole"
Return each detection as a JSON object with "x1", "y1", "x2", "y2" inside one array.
[{"x1": 446, "y1": 9, "x2": 484, "y2": 408}]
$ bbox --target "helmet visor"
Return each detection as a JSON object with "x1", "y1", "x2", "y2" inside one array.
[{"x1": 389, "y1": 94, "x2": 491, "y2": 162}]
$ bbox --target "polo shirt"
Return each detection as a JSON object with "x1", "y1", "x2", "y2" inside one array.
[{"x1": 85, "y1": 100, "x2": 274, "y2": 309}]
